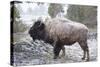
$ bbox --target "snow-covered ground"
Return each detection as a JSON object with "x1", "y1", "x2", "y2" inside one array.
[{"x1": 12, "y1": 32, "x2": 97, "y2": 66}]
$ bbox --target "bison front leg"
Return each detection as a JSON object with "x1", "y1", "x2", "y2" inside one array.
[{"x1": 53, "y1": 45, "x2": 62, "y2": 59}]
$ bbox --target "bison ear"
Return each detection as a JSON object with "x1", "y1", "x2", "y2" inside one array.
[{"x1": 39, "y1": 23, "x2": 45, "y2": 30}]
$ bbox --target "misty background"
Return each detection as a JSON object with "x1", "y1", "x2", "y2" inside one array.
[{"x1": 13, "y1": 2, "x2": 97, "y2": 35}]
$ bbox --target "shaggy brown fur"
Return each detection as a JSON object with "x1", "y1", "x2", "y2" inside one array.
[{"x1": 44, "y1": 18, "x2": 89, "y2": 61}]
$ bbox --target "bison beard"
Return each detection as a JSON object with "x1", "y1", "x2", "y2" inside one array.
[{"x1": 29, "y1": 18, "x2": 89, "y2": 61}]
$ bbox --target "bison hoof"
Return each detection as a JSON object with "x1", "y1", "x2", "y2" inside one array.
[
  {"x1": 86, "y1": 58, "x2": 89, "y2": 61},
  {"x1": 81, "y1": 57, "x2": 89, "y2": 61},
  {"x1": 81, "y1": 57, "x2": 85, "y2": 60}
]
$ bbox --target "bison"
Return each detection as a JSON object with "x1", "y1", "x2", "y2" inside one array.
[{"x1": 29, "y1": 18, "x2": 89, "y2": 61}]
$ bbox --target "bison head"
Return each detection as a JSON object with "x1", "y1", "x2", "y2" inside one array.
[
  {"x1": 29, "y1": 20, "x2": 45, "y2": 41},
  {"x1": 29, "y1": 20, "x2": 54, "y2": 45}
]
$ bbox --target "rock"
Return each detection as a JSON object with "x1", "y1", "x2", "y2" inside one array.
[
  {"x1": 13, "y1": 39, "x2": 54, "y2": 66},
  {"x1": 14, "y1": 41, "x2": 32, "y2": 52}
]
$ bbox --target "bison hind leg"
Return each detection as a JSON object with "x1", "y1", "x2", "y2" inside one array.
[{"x1": 79, "y1": 41, "x2": 89, "y2": 61}]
